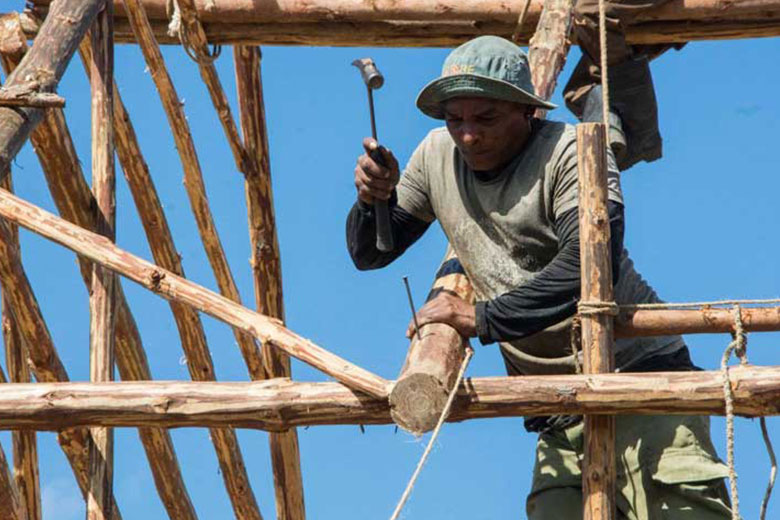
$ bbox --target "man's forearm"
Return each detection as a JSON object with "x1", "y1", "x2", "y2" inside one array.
[
  {"x1": 346, "y1": 195, "x2": 431, "y2": 270},
  {"x1": 476, "y1": 201, "x2": 625, "y2": 344}
]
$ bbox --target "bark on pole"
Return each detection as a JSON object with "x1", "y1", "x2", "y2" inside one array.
[
  {"x1": 389, "y1": 247, "x2": 474, "y2": 434},
  {"x1": 0, "y1": 174, "x2": 42, "y2": 520},
  {"x1": 235, "y1": 45, "x2": 306, "y2": 520},
  {"x1": 577, "y1": 123, "x2": 616, "y2": 520},
  {"x1": 0, "y1": 366, "x2": 779, "y2": 430},
  {"x1": 21, "y1": 0, "x2": 780, "y2": 46},
  {"x1": 0, "y1": 15, "x2": 190, "y2": 519},
  {"x1": 87, "y1": 3, "x2": 116, "y2": 519},
  {"x1": 0, "y1": 436, "x2": 26, "y2": 520},
  {"x1": 0, "y1": 187, "x2": 389, "y2": 398},
  {"x1": 0, "y1": 0, "x2": 104, "y2": 172}
]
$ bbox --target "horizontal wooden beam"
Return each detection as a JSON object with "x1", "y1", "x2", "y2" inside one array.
[
  {"x1": 0, "y1": 88, "x2": 64, "y2": 108},
  {"x1": 17, "y1": 1, "x2": 780, "y2": 46},
  {"x1": 616, "y1": 306, "x2": 780, "y2": 337},
  {"x1": 0, "y1": 187, "x2": 390, "y2": 398},
  {"x1": 0, "y1": 366, "x2": 778, "y2": 431}
]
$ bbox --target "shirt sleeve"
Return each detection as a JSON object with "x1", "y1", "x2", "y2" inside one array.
[
  {"x1": 395, "y1": 134, "x2": 436, "y2": 223},
  {"x1": 475, "y1": 200, "x2": 625, "y2": 344},
  {"x1": 551, "y1": 128, "x2": 623, "y2": 220}
]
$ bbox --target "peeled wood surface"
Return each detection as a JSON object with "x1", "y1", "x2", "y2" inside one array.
[
  {"x1": 0, "y1": 366, "x2": 780, "y2": 430},
  {"x1": 0, "y1": 0, "x2": 103, "y2": 171},
  {"x1": 616, "y1": 306, "x2": 780, "y2": 337},
  {"x1": 0, "y1": 15, "x2": 197, "y2": 518},
  {"x1": 528, "y1": 0, "x2": 574, "y2": 119},
  {"x1": 235, "y1": 45, "x2": 305, "y2": 520},
  {"x1": 0, "y1": 173, "x2": 42, "y2": 520},
  {"x1": 21, "y1": 0, "x2": 780, "y2": 45},
  {"x1": 0, "y1": 437, "x2": 25, "y2": 520},
  {"x1": 390, "y1": 247, "x2": 473, "y2": 434},
  {"x1": 0, "y1": 89, "x2": 64, "y2": 108},
  {"x1": 577, "y1": 123, "x2": 616, "y2": 520},
  {"x1": 0, "y1": 187, "x2": 389, "y2": 398}
]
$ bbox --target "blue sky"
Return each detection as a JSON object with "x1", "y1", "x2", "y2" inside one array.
[{"x1": 1, "y1": 3, "x2": 779, "y2": 519}]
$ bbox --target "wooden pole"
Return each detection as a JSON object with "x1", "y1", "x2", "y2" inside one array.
[
  {"x1": 20, "y1": 1, "x2": 780, "y2": 46},
  {"x1": 0, "y1": 0, "x2": 104, "y2": 171},
  {"x1": 389, "y1": 247, "x2": 473, "y2": 434},
  {"x1": 615, "y1": 306, "x2": 780, "y2": 337},
  {"x1": 0, "y1": 366, "x2": 779, "y2": 430},
  {"x1": 87, "y1": 3, "x2": 116, "y2": 519},
  {"x1": 577, "y1": 123, "x2": 616, "y2": 520},
  {"x1": 0, "y1": 429, "x2": 26, "y2": 520},
  {"x1": 0, "y1": 174, "x2": 42, "y2": 520},
  {"x1": 78, "y1": 31, "x2": 260, "y2": 520},
  {"x1": 0, "y1": 187, "x2": 390, "y2": 398},
  {"x1": 528, "y1": 0, "x2": 575, "y2": 119},
  {"x1": 235, "y1": 45, "x2": 306, "y2": 520},
  {"x1": 0, "y1": 16, "x2": 190, "y2": 519},
  {"x1": 0, "y1": 89, "x2": 65, "y2": 108}
]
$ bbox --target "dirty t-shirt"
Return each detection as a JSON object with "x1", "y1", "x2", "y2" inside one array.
[{"x1": 395, "y1": 121, "x2": 684, "y2": 375}]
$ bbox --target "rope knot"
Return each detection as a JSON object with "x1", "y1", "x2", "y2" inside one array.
[{"x1": 577, "y1": 300, "x2": 619, "y2": 317}]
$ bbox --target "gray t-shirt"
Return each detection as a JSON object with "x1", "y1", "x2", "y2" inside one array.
[{"x1": 396, "y1": 121, "x2": 683, "y2": 375}]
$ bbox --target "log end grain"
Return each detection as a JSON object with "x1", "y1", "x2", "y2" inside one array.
[{"x1": 389, "y1": 372, "x2": 450, "y2": 435}]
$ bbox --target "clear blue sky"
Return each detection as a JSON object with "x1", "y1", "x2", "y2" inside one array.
[{"x1": 1, "y1": 3, "x2": 779, "y2": 518}]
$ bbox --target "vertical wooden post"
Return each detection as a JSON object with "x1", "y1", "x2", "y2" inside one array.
[
  {"x1": 235, "y1": 45, "x2": 306, "y2": 520},
  {"x1": 577, "y1": 123, "x2": 616, "y2": 520},
  {"x1": 87, "y1": 2, "x2": 116, "y2": 519}
]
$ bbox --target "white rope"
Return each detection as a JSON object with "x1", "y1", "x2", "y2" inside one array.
[
  {"x1": 598, "y1": 0, "x2": 610, "y2": 129},
  {"x1": 721, "y1": 305, "x2": 747, "y2": 519},
  {"x1": 389, "y1": 346, "x2": 474, "y2": 520}
]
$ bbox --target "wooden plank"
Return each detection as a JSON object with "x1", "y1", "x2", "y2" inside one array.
[
  {"x1": 577, "y1": 123, "x2": 616, "y2": 520},
  {"x1": 0, "y1": 0, "x2": 103, "y2": 171},
  {"x1": 234, "y1": 45, "x2": 306, "y2": 520},
  {"x1": 0, "y1": 186, "x2": 390, "y2": 397},
  {"x1": 0, "y1": 15, "x2": 193, "y2": 519},
  {"x1": 389, "y1": 247, "x2": 473, "y2": 434},
  {"x1": 87, "y1": 4, "x2": 116, "y2": 519},
  {"x1": 0, "y1": 366, "x2": 779, "y2": 430}
]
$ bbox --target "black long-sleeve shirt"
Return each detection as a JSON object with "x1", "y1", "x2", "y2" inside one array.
[{"x1": 346, "y1": 195, "x2": 625, "y2": 343}]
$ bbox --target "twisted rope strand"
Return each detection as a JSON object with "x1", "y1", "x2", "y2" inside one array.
[{"x1": 760, "y1": 417, "x2": 777, "y2": 520}]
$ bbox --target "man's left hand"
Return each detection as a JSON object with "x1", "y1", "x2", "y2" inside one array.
[{"x1": 405, "y1": 292, "x2": 477, "y2": 339}]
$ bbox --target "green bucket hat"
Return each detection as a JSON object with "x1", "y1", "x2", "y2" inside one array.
[{"x1": 416, "y1": 35, "x2": 556, "y2": 119}]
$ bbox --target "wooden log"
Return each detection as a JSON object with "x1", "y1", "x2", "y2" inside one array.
[
  {"x1": 528, "y1": 0, "x2": 574, "y2": 119},
  {"x1": 0, "y1": 173, "x2": 42, "y2": 520},
  {"x1": 0, "y1": 187, "x2": 389, "y2": 398},
  {"x1": 0, "y1": 89, "x2": 64, "y2": 108},
  {"x1": 0, "y1": 432, "x2": 26, "y2": 520},
  {"x1": 15, "y1": 11, "x2": 780, "y2": 47},
  {"x1": 0, "y1": 366, "x2": 779, "y2": 430},
  {"x1": 0, "y1": 0, "x2": 103, "y2": 172},
  {"x1": 615, "y1": 306, "x2": 780, "y2": 337},
  {"x1": 389, "y1": 247, "x2": 473, "y2": 434},
  {"x1": 235, "y1": 45, "x2": 306, "y2": 520},
  {"x1": 0, "y1": 17, "x2": 191, "y2": 518},
  {"x1": 120, "y1": 0, "x2": 266, "y2": 386},
  {"x1": 79, "y1": 37, "x2": 261, "y2": 520},
  {"x1": 29, "y1": 0, "x2": 780, "y2": 24},
  {"x1": 87, "y1": 5, "x2": 116, "y2": 519},
  {"x1": 577, "y1": 123, "x2": 616, "y2": 520}
]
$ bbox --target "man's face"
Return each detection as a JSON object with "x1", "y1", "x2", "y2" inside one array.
[{"x1": 443, "y1": 97, "x2": 532, "y2": 171}]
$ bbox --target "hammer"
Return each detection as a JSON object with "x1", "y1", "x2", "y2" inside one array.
[{"x1": 352, "y1": 57, "x2": 394, "y2": 252}]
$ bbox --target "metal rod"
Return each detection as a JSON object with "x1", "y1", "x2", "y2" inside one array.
[
  {"x1": 402, "y1": 276, "x2": 422, "y2": 341},
  {"x1": 367, "y1": 86, "x2": 378, "y2": 140}
]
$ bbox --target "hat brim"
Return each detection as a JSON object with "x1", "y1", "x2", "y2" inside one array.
[{"x1": 416, "y1": 73, "x2": 557, "y2": 119}]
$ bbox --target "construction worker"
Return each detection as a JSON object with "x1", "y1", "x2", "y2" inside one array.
[{"x1": 346, "y1": 36, "x2": 732, "y2": 518}]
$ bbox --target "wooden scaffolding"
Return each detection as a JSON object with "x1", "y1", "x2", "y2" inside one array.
[{"x1": 0, "y1": 1, "x2": 778, "y2": 519}]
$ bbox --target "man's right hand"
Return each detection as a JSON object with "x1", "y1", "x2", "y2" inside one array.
[{"x1": 354, "y1": 137, "x2": 400, "y2": 205}]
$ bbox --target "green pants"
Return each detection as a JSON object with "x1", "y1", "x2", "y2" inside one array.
[{"x1": 527, "y1": 415, "x2": 733, "y2": 519}]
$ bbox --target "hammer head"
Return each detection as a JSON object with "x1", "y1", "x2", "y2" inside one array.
[{"x1": 352, "y1": 58, "x2": 384, "y2": 90}]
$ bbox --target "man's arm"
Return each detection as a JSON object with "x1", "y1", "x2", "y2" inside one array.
[
  {"x1": 475, "y1": 200, "x2": 624, "y2": 344},
  {"x1": 346, "y1": 194, "x2": 431, "y2": 270}
]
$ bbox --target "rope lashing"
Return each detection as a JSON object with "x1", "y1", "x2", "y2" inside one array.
[
  {"x1": 577, "y1": 300, "x2": 619, "y2": 316},
  {"x1": 166, "y1": 0, "x2": 222, "y2": 65},
  {"x1": 389, "y1": 346, "x2": 474, "y2": 520}
]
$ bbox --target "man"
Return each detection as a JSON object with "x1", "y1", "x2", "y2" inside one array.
[{"x1": 346, "y1": 36, "x2": 732, "y2": 519}]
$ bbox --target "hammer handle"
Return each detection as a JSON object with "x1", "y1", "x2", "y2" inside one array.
[{"x1": 369, "y1": 147, "x2": 394, "y2": 252}]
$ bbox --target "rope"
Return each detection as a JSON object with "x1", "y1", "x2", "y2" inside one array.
[
  {"x1": 721, "y1": 305, "x2": 748, "y2": 520},
  {"x1": 578, "y1": 300, "x2": 619, "y2": 316},
  {"x1": 389, "y1": 346, "x2": 474, "y2": 520},
  {"x1": 511, "y1": 0, "x2": 534, "y2": 44},
  {"x1": 598, "y1": 0, "x2": 610, "y2": 129},
  {"x1": 760, "y1": 417, "x2": 777, "y2": 520},
  {"x1": 166, "y1": 0, "x2": 222, "y2": 65},
  {"x1": 575, "y1": 297, "x2": 780, "y2": 315}
]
